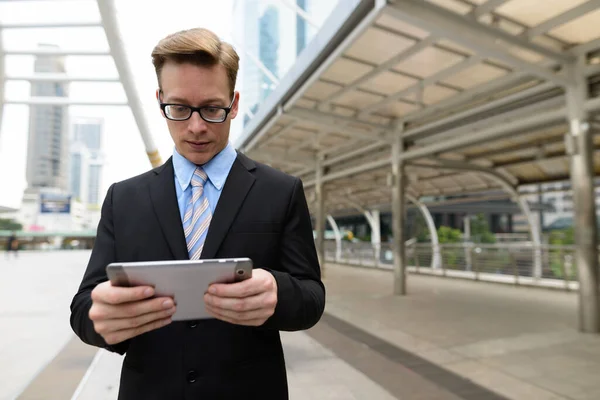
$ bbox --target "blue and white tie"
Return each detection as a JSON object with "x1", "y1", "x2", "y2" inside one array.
[{"x1": 183, "y1": 167, "x2": 212, "y2": 260}]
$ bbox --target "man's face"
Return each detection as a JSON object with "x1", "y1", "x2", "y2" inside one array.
[{"x1": 157, "y1": 61, "x2": 239, "y2": 165}]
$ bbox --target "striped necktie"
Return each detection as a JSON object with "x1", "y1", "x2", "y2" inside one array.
[{"x1": 183, "y1": 167, "x2": 212, "y2": 260}]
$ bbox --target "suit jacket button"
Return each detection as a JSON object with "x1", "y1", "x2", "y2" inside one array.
[
  {"x1": 188, "y1": 321, "x2": 198, "y2": 328},
  {"x1": 187, "y1": 370, "x2": 198, "y2": 383}
]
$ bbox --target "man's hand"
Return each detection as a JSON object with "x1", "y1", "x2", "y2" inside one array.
[
  {"x1": 89, "y1": 281, "x2": 176, "y2": 345},
  {"x1": 204, "y1": 268, "x2": 277, "y2": 326}
]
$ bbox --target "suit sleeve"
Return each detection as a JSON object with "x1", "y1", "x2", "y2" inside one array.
[
  {"x1": 69, "y1": 183, "x2": 129, "y2": 354},
  {"x1": 262, "y1": 178, "x2": 326, "y2": 331}
]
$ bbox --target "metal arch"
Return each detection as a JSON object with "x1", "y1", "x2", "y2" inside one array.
[
  {"x1": 406, "y1": 193, "x2": 441, "y2": 270},
  {"x1": 328, "y1": 193, "x2": 382, "y2": 258},
  {"x1": 326, "y1": 214, "x2": 343, "y2": 262},
  {"x1": 411, "y1": 159, "x2": 543, "y2": 278},
  {"x1": 96, "y1": 0, "x2": 162, "y2": 168}
]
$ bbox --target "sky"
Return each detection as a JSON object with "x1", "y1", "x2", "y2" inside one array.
[{"x1": 0, "y1": 0, "x2": 242, "y2": 209}]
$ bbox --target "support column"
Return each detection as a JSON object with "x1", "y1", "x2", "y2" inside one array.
[
  {"x1": 566, "y1": 56, "x2": 599, "y2": 333},
  {"x1": 365, "y1": 210, "x2": 381, "y2": 265},
  {"x1": 464, "y1": 215, "x2": 473, "y2": 271},
  {"x1": 97, "y1": 0, "x2": 162, "y2": 167},
  {"x1": 392, "y1": 131, "x2": 407, "y2": 295},
  {"x1": 315, "y1": 157, "x2": 326, "y2": 277},
  {"x1": 327, "y1": 214, "x2": 342, "y2": 262}
]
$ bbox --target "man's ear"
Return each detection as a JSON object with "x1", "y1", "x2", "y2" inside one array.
[
  {"x1": 230, "y1": 91, "x2": 240, "y2": 119},
  {"x1": 156, "y1": 89, "x2": 165, "y2": 118}
]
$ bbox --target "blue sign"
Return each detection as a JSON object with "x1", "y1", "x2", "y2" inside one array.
[{"x1": 40, "y1": 194, "x2": 71, "y2": 214}]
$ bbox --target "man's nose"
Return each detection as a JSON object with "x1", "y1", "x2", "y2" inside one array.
[{"x1": 188, "y1": 110, "x2": 209, "y2": 133}]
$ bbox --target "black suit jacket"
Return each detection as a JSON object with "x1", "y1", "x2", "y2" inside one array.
[{"x1": 70, "y1": 153, "x2": 325, "y2": 399}]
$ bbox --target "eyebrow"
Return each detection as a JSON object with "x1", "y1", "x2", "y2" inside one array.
[{"x1": 165, "y1": 96, "x2": 227, "y2": 106}]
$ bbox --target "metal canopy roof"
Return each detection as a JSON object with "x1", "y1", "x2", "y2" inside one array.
[{"x1": 237, "y1": 0, "x2": 600, "y2": 217}]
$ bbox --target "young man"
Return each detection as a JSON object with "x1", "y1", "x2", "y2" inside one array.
[{"x1": 70, "y1": 27, "x2": 325, "y2": 399}]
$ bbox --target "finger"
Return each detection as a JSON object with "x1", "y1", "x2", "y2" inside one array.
[
  {"x1": 204, "y1": 291, "x2": 274, "y2": 313},
  {"x1": 103, "y1": 317, "x2": 172, "y2": 345},
  {"x1": 90, "y1": 297, "x2": 174, "y2": 321},
  {"x1": 94, "y1": 307, "x2": 176, "y2": 334},
  {"x1": 205, "y1": 304, "x2": 273, "y2": 323},
  {"x1": 208, "y1": 273, "x2": 273, "y2": 298},
  {"x1": 206, "y1": 307, "x2": 267, "y2": 327},
  {"x1": 93, "y1": 282, "x2": 155, "y2": 305}
]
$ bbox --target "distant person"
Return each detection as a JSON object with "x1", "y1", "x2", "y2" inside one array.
[
  {"x1": 70, "y1": 27, "x2": 325, "y2": 399},
  {"x1": 5, "y1": 232, "x2": 18, "y2": 259}
]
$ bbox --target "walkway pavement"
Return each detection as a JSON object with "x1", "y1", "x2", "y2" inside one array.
[
  {"x1": 321, "y1": 263, "x2": 600, "y2": 400},
  {"x1": 2, "y1": 252, "x2": 599, "y2": 399}
]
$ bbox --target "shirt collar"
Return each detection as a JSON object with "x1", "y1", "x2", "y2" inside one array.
[{"x1": 173, "y1": 142, "x2": 237, "y2": 192}]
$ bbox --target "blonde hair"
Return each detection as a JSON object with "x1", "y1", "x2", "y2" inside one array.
[{"x1": 151, "y1": 28, "x2": 239, "y2": 97}]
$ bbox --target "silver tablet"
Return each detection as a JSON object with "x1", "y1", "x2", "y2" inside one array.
[{"x1": 106, "y1": 258, "x2": 253, "y2": 321}]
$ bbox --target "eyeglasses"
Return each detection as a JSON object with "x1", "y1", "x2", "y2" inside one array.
[{"x1": 159, "y1": 96, "x2": 235, "y2": 123}]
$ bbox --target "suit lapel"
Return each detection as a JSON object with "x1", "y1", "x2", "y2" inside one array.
[
  {"x1": 148, "y1": 157, "x2": 189, "y2": 260},
  {"x1": 201, "y1": 154, "x2": 256, "y2": 259}
]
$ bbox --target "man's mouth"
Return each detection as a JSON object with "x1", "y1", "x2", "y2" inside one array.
[{"x1": 187, "y1": 141, "x2": 210, "y2": 150}]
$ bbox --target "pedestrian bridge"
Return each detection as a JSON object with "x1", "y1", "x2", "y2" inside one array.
[
  {"x1": 3, "y1": 251, "x2": 600, "y2": 400},
  {"x1": 235, "y1": 0, "x2": 600, "y2": 334}
]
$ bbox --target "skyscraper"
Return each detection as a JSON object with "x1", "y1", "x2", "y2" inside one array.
[
  {"x1": 25, "y1": 44, "x2": 70, "y2": 192},
  {"x1": 232, "y1": 0, "x2": 339, "y2": 127},
  {"x1": 69, "y1": 118, "x2": 105, "y2": 206},
  {"x1": 296, "y1": 0, "x2": 307, "y2": 56},
  {"x1": 259, "y1": 6, "x2": 279, "y2": 101}
]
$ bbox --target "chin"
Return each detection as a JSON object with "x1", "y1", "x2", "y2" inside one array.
[{"x1": 187, "y1": 152, "x2": 214, "y2": 165}]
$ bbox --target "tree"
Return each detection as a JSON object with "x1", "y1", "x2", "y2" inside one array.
[
  {"x1": 470, "y1": 214, "x2": 496, "y2": 244},
  {"x1": 0, "y1": 218, "x2": 22, "y2": 231},
  {"x1": 413, "y1": 213, "x2": 430, "y2": 243},
  {"x1": 437, "y1": 226, "x2": 461, "y2": 243},
  {"x1": 437, "y1": 226, "x2": 462, "y2": 268}
]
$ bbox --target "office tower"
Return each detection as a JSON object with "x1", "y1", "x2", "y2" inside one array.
[
  {"x1": 259, "y1": 6, "x2": 279, "y2": 101},
  {"x1": 25, "y1": 43, "x2": 70, "y2": 191},
  {"x1": 296, "y1": 0, "x2": 308, "y2": 56},
  {"x1": 233, "y1": 0, "x2": 339, "y2": 127},
  {"x1": 69, "y1": 118, "x2": 104, "y2": 206}
]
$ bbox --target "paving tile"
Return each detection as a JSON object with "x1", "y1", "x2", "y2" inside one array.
[{"x1": 443, "y1": 360, "x2": 567, "y2": 400}]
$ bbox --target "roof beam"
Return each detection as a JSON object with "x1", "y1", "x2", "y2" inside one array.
[
  {"x1": 403, "y1": 81, "x2": 558, "y2": 141},
  {"x1": 4, "y1": 49, "x2": 110, "y2": 56},
  {"x1": 287, "y1": 108, "x2": 392, "y2": 143},
  {"x1": 411, "y1": 159, "x2": 519, "y2": 187},
  {"x1": 248, "y1": 147, "x2": 315, "y2": 167},
  {"x1": 385, "y1": 1, "x2": 572, "y2": 84},
  {"x1": 0, "y1": 21, "x2": 101, "y2": 29},
  {"x1": 303, "y1": 95, "x2": 600, "y2": 187},
  {"x1": 258, "y1": 121, "x2": 299, "y2": 148},
  {"x1": 318, "y1": 36, "x2": 434, "y2": 108},
  {"x1": 287, "y1": 130, "x2": 327, "y2": 153},
  {"x1": 470, "y1": 0, "x2": 510, "y2": 19},
  {"x1": 523, "y1": 1, "x2": 600, "y2": 39},
  {"x1": 6, "y1": 97, "x2": 127, "y2": 106},
  {"x1": 5, "y1": 73, "x2": 119, "y2": 82},
  {"x1": 359, "y1": 56, "x2": 481, "y2": 117}
]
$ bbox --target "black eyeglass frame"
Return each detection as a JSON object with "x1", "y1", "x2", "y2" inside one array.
[{"x1": 158, "y1": 92, "x2": 236, "y2": 124}]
